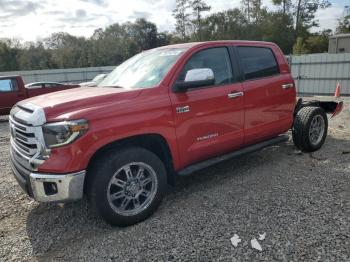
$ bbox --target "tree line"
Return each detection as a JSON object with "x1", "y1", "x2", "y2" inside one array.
[{"x1": 0, "y1": 0, "x2": 349, "y2": 72}]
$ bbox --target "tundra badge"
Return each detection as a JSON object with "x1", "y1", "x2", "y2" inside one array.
[{"x1": 176, "y1": 105, "x2": 190, "y2": 113}]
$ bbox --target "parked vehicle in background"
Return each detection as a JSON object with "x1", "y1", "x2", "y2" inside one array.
[
  {"x1": 9, "y1": 41, "x2": 343, "y2": 226},
  {"x1": 79, "y1": 74, "x2": 107, "y2": 87},
  {"x1": 0, "y1": 76, "x2": 80, "y2": 115},
  {"x1": 25, "y1": 82, "x2": 66, "y2": 88}
]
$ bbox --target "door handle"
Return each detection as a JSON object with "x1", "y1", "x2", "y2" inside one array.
[
  {"x1": 228, "y1": 91, "x2": 244, "y2": 99},
  {"x1": 281, "y1": 83, "x2": 294, "y2": 89}
]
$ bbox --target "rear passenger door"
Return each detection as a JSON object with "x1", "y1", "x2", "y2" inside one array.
[
  {"x1": 169, "y1": 46, "x2": 244, "y2": 168},
  {"x1": 236, "y1": 46, "x2": 295, "y2": 145}
]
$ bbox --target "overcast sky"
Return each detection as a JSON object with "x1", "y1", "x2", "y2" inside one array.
[{"x1": 0, "y1": 0, "x2": 348, "y2": 42}]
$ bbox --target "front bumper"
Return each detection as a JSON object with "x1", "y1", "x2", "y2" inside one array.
[
  {"x1": 9, "y1": 102, "x2": 86, "y2": 203},
  {"x1": 29, "y1": 171, "x2": 85, "y2": 202},
  {"x1": 11, "y1": 150, "x2": 85, "y2": 202}
]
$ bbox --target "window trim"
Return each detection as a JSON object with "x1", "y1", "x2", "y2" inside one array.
[
  {"x1": 45, "y1": 83, "x2": 64, "y2": 88},
  {"x1": 236, "y1": 45, "x2": 280, "y2": 82},
  {"x1": 172, "y1": 46, "x2": 237, "y2": 92},
  {"x1": 26, "y1": 84, "x2": 44, "y2": 89},
  {"x1": 0, "y1": 78, "x2": 19, "y2": 93}
]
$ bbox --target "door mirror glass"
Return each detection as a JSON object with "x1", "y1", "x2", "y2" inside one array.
[
  {"x1": 174, "y1": 68, "x2": 215, "y2": 92},
  {"x1": 185, "y1": 68, "x2": 214, "y2": 82}
]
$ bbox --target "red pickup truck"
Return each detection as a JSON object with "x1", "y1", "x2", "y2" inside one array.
[
  {"x1": 9, "y1": 41, "x2": 343, "y2": 226},
  {"x1": 0, "y1": 75, "x2": 79, "y2": 115}
]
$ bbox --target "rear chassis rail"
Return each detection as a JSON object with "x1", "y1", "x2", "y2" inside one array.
[{"x1": 294, "y1": 98, "x2": 344, "y2": 119}]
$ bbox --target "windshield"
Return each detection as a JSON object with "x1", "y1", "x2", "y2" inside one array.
[
  {"x1": 98, "y1": 48, "x2": 187, "y2": 89},
  {"x1": 92, "y1": 74, "x2": 106, "y2": 83}
]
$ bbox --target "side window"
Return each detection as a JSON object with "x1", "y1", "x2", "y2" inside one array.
[
  {"x1": 46, "y1": 83, "x2": 63, "y2": 88},
  {"x1": 0, "y1": 79, "x2": 18, "y2": 92},
  {"x1": 237, "y1": 46, "x2": 279, "y2": 80},
  {"x1": 27, "y1": 85, "x2": 42, "y2": 89},
  {"x1": 178, "y1": 47, "x2": 234, "y2": 86}
]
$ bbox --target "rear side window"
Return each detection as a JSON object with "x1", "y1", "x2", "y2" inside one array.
[
  {"x1": 178, "y1": 47, "x2": 234, "y2": 86},
  {"x1": 26, "y1": 84, "x2": 43, "y2": 89},
  {"x1": 45, "y1": 83, "x2": 62, "y2": 88},
  {"x1": 0, "y1": 79, "x2": 18, "y2": 92},
  {"x1": 237, "y1": 47, "x2": 279, "y2": 80}
]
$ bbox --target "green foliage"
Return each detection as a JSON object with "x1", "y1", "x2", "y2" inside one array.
[
  {"x1": 173, "y1": 0, "x2": 191, "y2": 40},
  {"x1": 0, "y1": 0, "x2": 343, "y2": 71},
  {"x1": 260, "y1": 12, "x2": 295, "y2": 54},
  {"x1": 0, "y1": 19, "x2": 170, "y2": 71},
  {"x1": 0, "y1": 39, "x2": 20, "y2": 71},
  {"x1": 336, "y1": 15, "x2": 350, "y2": 34},
  {"x1": 272, "y1": 0, "x2": 331, "y2": 39},
  {"x1": 305, "y1": 30, "x2": 331, "y2": 53},
  {"x1": 17, "y1": 42, "x2": 53, "y2": 70},
  {"x1": 294, "y1": 0, "x2": 331, "y2": 39},
  {"x1": 292, "y1": 30, "x2": 330, "y2": 54},
  {"x1": 241, "y1": 0, "x2": 264, "y2": 23},
  {"x1": 272, "y1": 0, "x2": 291, "y2": 13},
  {"x1": 201, "y1": 9, "x2": 247, "y2": 40},
  {"x1": 293, "y1": 37, "x2": 309, "y2": 54},
  {"x1": 190, "y1": 0, "x2": 211, "y2": 41}
]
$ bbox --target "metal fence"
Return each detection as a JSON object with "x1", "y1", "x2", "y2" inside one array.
[
  {"x1": 0, "y1": 53, "x2": 349, "y2": 96},
  {"x1": 0, "y1": 66, "x2": 115, "y2": 84},
  {"x1": 289, "y1": 53, "x2": 350, "y2": 96}
]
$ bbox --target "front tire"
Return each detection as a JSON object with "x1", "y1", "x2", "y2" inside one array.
[
  {"x1": 88, "y1": 147, "x2": 167, "y2": 226},
  {"x1": 292, "y1": 106, "x2": 328, "y2": 152}
]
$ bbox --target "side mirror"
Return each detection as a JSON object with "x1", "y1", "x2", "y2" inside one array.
[{"x1": 174, "y1": 68, "x2": 215, "y2": 92}]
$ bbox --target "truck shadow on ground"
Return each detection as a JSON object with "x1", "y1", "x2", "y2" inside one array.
[{"x1": 25, "y1": 135, "x2": 349, "y2": 258}]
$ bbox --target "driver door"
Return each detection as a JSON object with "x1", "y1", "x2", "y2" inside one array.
[
  {"x1": 0, "y1": 78, "x2": 23, "y2": 115},
  {"x1": 169, "y1": 46, "x2": 245, "y2": 168}
]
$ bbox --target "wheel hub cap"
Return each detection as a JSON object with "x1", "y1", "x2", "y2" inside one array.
[
  {"x1": 125, "y1": 181, "x2": 140, "y2": 196},
  {"x1": 107, "y1": 162, "x2": 158, "y2": 216},
  {"x1": 309, "y1": 115, "x2": 325, "y2": 146}
]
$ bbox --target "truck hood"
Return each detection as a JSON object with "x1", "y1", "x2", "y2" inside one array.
[{"x1": 25, "y1": 86, "x2": 141, "y2": 121}]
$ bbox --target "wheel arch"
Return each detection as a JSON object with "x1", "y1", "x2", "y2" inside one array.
[{"x1": 85, "y1": 133, "x2": 176, "y2": 191}]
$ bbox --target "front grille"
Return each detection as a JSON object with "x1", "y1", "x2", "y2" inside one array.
[
  {"x1": 9, "y1": 102, "x2": 48, "y2": 171},
  {"x1": 10, "y1": 117, "x2": 38, "y2": 159}
]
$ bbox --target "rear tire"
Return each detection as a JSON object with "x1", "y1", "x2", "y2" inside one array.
[
  {"x1": 292, "y1": 106, "x2": 328, "y2": 152},
  {"x1": 88, "y1": 147, "x2": 167, "y2": 226}
]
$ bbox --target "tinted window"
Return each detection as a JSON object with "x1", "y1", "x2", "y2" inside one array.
[
  {"x1": 45, "y1": 83, "x2": 62, "y2": 88},
  {"x1": 27, "y1": 84, "x2": 43, "y2": 89},
  {"x1": 0, "y1": 79, "x2": 18, "y2": 92},
  {"x1": 178, "y1": 47, "x2": 234, "y2": 86},
  {"x1": 237, "y1": 47, "x2": 279, "y2": 80}
]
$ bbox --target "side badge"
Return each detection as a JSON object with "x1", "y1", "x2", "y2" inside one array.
[{"x1": 176, "y1": 106, "x2": 190, "y2": 113}]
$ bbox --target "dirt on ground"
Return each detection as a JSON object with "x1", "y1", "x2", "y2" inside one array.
[{"x1": 0, "y1": 97, "x2": 349, "y2": 261}]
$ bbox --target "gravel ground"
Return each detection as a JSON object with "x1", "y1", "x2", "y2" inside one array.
[{"x1": 0, "y1": 97, "x2": 349, "y2": 261}]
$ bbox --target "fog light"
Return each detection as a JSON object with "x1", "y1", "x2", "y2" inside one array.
[{"x1": 43, "y1": 182, "x2": 58, "y2": 196}]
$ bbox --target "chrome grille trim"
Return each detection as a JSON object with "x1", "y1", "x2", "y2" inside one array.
[
  {"x1": 10, "y1": 117, "x2": 38, "y2": 158},
  {"x1": 11, "y1": 139, "x2": 30, "y2": 161},
  {"x1": 9, "y1": 102, "x2": 49, "y2": 171},
  {"x1": 10, "y1": 116, "x2": 35, "y2": 132},
  {"x1": 14, "y1": 133, "x2": 37, "y2": 145}
]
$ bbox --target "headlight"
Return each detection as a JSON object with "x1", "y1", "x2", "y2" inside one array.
[{"x1": 42, "y1": 119, "x2": 89, "y2": 148}]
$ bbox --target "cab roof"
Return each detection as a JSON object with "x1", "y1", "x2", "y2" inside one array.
[{"x1": 157, "y1": 40, "x2": 277, "y2": 50}]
